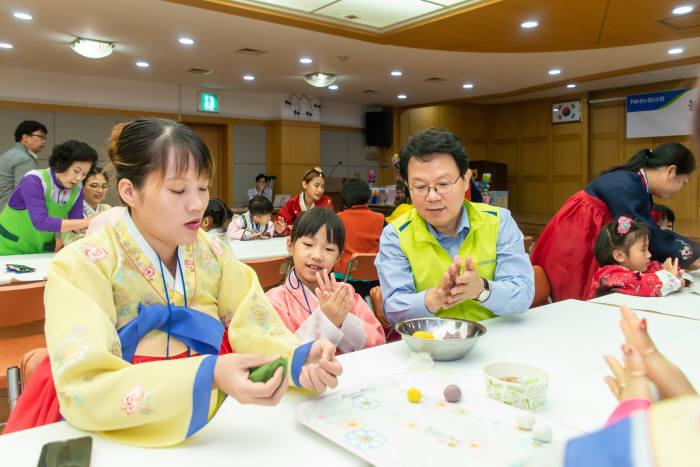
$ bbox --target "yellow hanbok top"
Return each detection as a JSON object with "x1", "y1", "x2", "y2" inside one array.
[{"x1": 45, "y1": 210, "x2": 302, "y2": 447}]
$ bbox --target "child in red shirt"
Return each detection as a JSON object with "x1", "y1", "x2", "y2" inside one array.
[{"x1": 587, "y1": 216, "x2": 684, "y2": 299}]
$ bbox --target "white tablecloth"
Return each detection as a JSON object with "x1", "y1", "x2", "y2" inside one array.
[
  {"x1": 0, "y1": 236, "x2": 289, "y2": 285},
  {"x1": 3, "y1": 299, "x2": 700, "y2": 466},
  {"x1": 0, "y1": 253, "x2": 55, "y2": 284},
  {"x1": 589, "y1": 283, "x2": 700, "y2": 321},
  {"x1": 229, "y1": 236, "x2": 289, "y2": 261}
]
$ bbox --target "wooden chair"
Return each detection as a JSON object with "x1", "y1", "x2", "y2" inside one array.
[
  {"x1": 342, "y1": 253, "x2": 378, "y2": 282},
  {"x1": 369, "y1": 286, "x2": 400, "y2": 342},
  {"x1": 243, "y1": 256, "x2": 289, "y2": 290},
  {"x1": 531, "y1": 265, "x2": 552, "y2": 308},
  {"x1": 523, "y1": 236, "x2": 534, "y2": 255},
  {"x1": 0, "y1": 282, "x2": 47, "y2": 390}
]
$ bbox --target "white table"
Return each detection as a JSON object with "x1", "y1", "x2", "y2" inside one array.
[
  {"x1": 0, "y1": 237, "x2": 289, "y2": 284},
  {"x1": 589, "y1": 272, "x2": 700, "y2": 320},
  {"x1": 3, "y1": 299, "x2": 700, "y2": 466},
  {"x1": 229, "y1": 236, "x2": 289, "y2": 261},
  {"x1": 0, "y1": 253, "x2": 55, "y2": 284}
]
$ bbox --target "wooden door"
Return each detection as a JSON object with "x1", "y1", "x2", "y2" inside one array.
[{"x1": 184, "y1": 122, "x2": 226, "y2": 200}]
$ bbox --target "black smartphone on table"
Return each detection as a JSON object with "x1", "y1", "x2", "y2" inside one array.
[{"x1": 37, "y1": 436, "x2": 92, "y2": 467}]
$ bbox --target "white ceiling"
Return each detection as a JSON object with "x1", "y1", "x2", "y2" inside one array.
[
  {"x1": 0, "y1": 0, "x2": 698, "y2": 108},
  {"x1": 229, "y1": 0, "x2": 489, "y2": 32}
]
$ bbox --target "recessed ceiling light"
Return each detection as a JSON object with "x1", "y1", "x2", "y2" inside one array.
[
  {"x1": 135, "y1": 61, "x2": 150, "y2": 68},
  {"x1": 566, "y1": 83, "x2": 576, "y2": 88},
  {"x1": 0, "y1": 42, "x2": 13, "y2": 49},
  {"x1": 299, "y1": 57, "x2": 313, "y2": 64},
  {"x1": 178, "y1": 37, "x2": 194, "y2": 46},
  {"x1": 668, "y1": 47, "x2": 685, "y2": 55},
  {"x1": 548, "y1": 68, "x2": 561, "y2": 75},
  {"x1": 521, "y1": 20, "x2": 539, "y2": 29},
  {"x1": 243, "y1": 74, "x2": 255, "y2": 81},
  {"x1": 328, "y1": 84, "x2": 339, "y2": 90},
  {"x1": 397, "y1": 94, "x2": 407, "y2": 100},
  {"x1": 71, "y1": 38, "x2": 114, "y2": 58},
  {"x1": 672, "y1": 5, "x2": 694, "y2": 15},
  {"x1": 13, "y1": 12, "x2": 32, "y2": 20},
  {"x1": 462, "y1": 83, "x2": 474, "y2": 89},
  {"x1": 390, "y1": 70, "x2": 402, "y2": 77}
]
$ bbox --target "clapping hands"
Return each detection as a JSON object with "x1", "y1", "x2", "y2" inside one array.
[
  {"x1": 316, "y1": 269, "x2": 353, "y2": 327},
  {"x1": 424, "y1": 256, "x2": 483, "y2": 313},
  {"x1": 604, "y1": 306, "x2": 696, "y2": 402}
]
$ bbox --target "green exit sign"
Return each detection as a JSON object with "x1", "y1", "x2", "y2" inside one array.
[{"x1": 198, "y1": 92, "x2": 219, "y2": 112}]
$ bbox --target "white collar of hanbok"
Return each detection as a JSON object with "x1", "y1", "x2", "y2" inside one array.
[{"x1": 122, "y1": 209, "x2": 185, "y2": 295}]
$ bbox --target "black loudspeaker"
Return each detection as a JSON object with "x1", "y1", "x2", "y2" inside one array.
[{"x1": 365, "y1": 112, "x2": 392, "y2": 147}]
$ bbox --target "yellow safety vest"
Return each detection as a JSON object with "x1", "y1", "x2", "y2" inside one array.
[{"x1": 391, "y1": 200, "x2": 500, "y2": 321}]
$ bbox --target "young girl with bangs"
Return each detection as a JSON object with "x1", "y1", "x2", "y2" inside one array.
[
  {"x1": 4, "y1": 118, "x2": 342, "y2": 446},
  {"x1": 267, "y1": 208, "x2": 385, "y2": 354},
  {"x1": 587, "y1": 216, "x2": 684, "y2": 299}
]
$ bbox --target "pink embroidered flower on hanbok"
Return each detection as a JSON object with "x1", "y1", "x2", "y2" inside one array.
[
  {"x1": 121, "y1": 385, "x2": 144, "y2": 415},
  {"x1": 143, "y1": 266, "x2": 156, "y2": 279},
  {"x1": 184, "y1": 259, "x2": 194, "y2": 270},
  {"x1": 84, "y1": 246, "x2": 108, "y2": 262}
]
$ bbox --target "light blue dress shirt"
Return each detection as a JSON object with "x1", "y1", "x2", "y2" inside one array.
[{"x1": 374, "y1": 205, "x2": 534, "y2": 325}]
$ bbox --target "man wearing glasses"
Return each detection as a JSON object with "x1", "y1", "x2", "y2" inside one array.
[
  {"x1": 0, "y1": 120, "x2": 48, "y2": 210},
  {"x1": 375, "y1": 128, "x2": 534, "y2": 325}
]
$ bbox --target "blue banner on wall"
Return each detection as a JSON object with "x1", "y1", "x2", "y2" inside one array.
[{"x1": 626, "y1": 88, "x2": 696, "y2": 138}]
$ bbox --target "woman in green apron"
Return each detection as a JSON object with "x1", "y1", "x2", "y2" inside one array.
[{"x1": 0, "y1": 140, "x2": 98, "y2": 255}]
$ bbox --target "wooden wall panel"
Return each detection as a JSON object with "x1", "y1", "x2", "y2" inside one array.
[
  {"x1": 266, "y1": 121, "x2": 320, "y2": 195},
  {"x1": 466, "y1": 144, "x2": 488, "y2": 162},
  {"x1": 436, "y1": 104, "x2": 464, "y2": 143},
  {"x1": 492, "y1": 142, "x2": 518, "y2": 174},
  {"x1": 493, "y1": 105, "x2": 517, "y2": 139},
  {"x1": 552, "y1": 138, "x2": 583, "y2": 176},
  {"x1": 519, "y1": 181, "x2": 549, "y2": 216},
  {"x1": 408, "y1": 106, "x2": 436, "y2": 135},
  {"x1": 521, "y1": 141, "x2": 548, "y2": 176},
  {"x1": 463, "y1": 104, "x2": 488, "y2": 140},
  {"x1": 590, "y1": 138, "x2": 619, "y2": 179},
  {"x1": 518, "y1": 102, "x2": 549, "y2": 138}
]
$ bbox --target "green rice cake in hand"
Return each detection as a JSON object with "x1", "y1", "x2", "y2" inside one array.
[{"x1": 249, "y1": 357, "x2": 288, "y2": 383}]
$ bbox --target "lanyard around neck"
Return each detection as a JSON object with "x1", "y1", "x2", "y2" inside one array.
[
  {"x1": 288, "y1": 267, "x2": 313, "y2": 315},
  {"x1": 156, "y1": 251, "x2": 190, "y2": 359}
]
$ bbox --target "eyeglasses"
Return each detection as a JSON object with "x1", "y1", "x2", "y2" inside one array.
[
  {"x1": 410, "y1": 176, "x2": 462, "y2": 197},
  {"x1": 28, "y1": 133, "x2": 47, "y2": 141}
]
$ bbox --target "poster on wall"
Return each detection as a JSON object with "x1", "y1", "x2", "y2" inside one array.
[{"x1": 626, "y1": 88, "x2": 696, "y2": 138}]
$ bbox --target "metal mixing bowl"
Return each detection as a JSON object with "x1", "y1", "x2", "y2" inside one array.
[{"x1": 395, "y1": 317, "x2": 487, "y2": 361}]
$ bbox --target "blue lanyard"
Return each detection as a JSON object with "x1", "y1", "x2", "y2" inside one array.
[
  {"x1": 156, "y1": 251, "x2": 190, "y2": 360},
  {"x1": 287, "y1": 267, "x2": 313, "y2": 315}
]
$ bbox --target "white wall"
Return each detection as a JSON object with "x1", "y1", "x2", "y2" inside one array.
[
  {"x1": 320, "y1": 130, "x2": 378, "y2": 182},
  {"x1": 0, "y1": 66, "x2": 371, "y2": 124}
]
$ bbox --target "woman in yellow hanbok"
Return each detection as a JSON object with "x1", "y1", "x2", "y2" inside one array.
[{"x1": 5, "y1": 119, "x2": 342, "y2": 447}]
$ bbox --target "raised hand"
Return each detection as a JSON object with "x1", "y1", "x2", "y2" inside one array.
[
  {"x1": 274, "y1": 217, "x2": 287, "y2": 235},
  {"x1": 603, "y1": 344, "x2": 651, "y2": 402},
  {"x1": 317, "y1": 271, "x2": 351, "y2": 327},
  {"x1": 424, "y1": 256, "x2": 462, "y2": 313},
  {"x1": 447, "y1": 257, "x2": 484, "y2": 307},
  {"x1": 618, "y1": 306, "x2": 696, "y2": 399}
]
